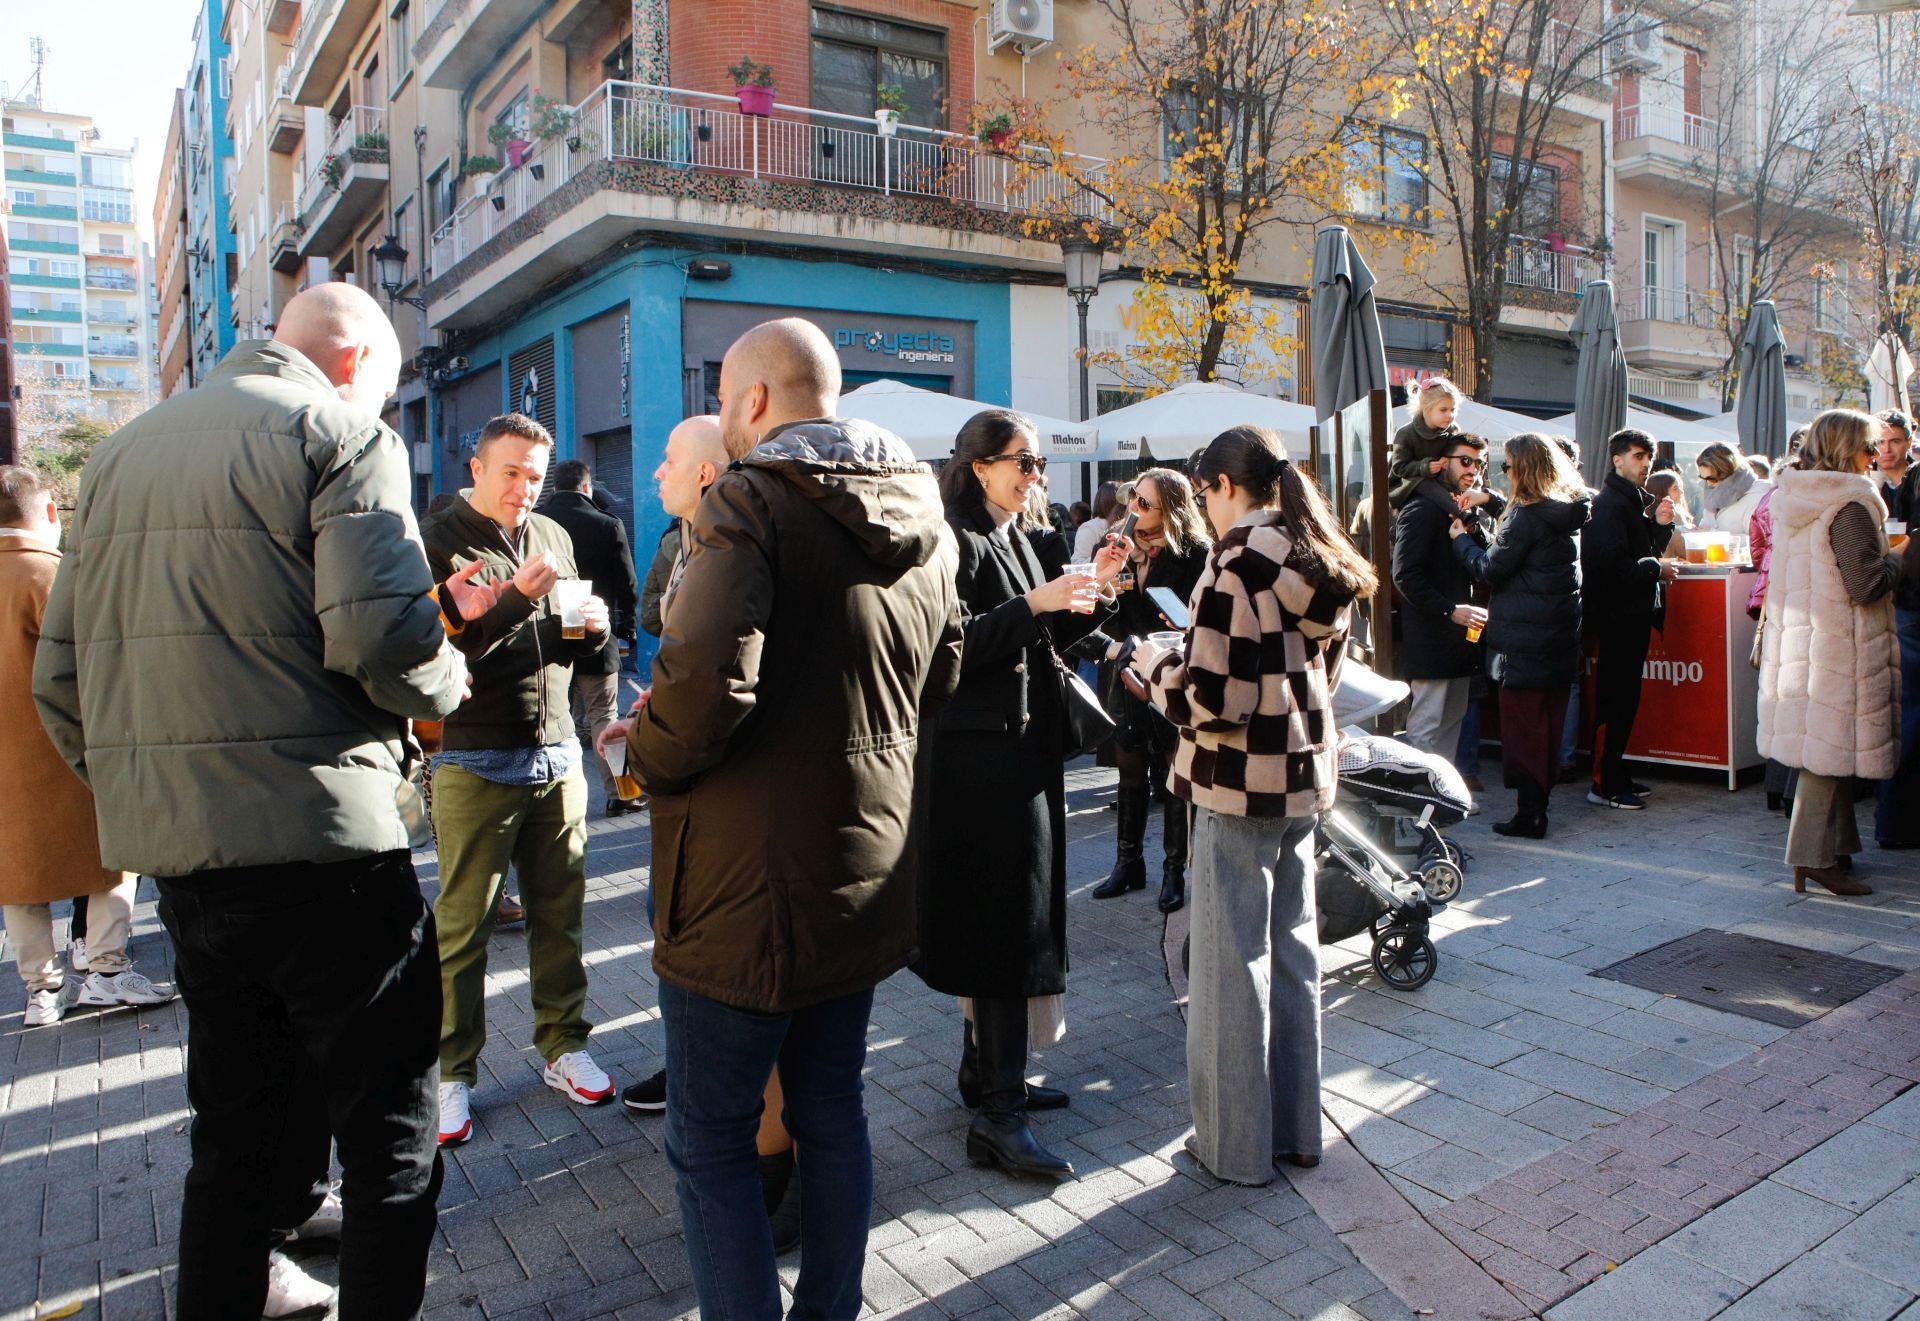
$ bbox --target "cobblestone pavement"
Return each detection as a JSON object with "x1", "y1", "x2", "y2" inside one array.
[{"x1": 3, "y1": 760, "x2": 1917, "y2": 1321}]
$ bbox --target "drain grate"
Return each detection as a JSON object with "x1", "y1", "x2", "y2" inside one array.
[{"x1": 1592, "y1": 929, "x2": 1901, "y2": 1029}]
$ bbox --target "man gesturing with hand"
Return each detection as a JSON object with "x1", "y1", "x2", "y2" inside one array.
[{"x1": 421, "y1": 413, "x2": 617, "y2": 1147}]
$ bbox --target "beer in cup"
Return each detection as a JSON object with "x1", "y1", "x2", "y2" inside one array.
[
  {"x1": 555, "y1": 577, "x2": 592, "y2": 640},
  {"x1": 1061, "y1": 562, "x2": 1100, "y2": 614},
  {"x1": 602, "y1": 733, "x2": 645, "y2": 802}
]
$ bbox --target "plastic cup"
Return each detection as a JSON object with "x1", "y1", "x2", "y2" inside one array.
[
  {"x1": 1061, "y1": 562, "x2": 1099, "y2": 614},
  {"x1": 555, "y1": 577, "x2": 592, "y2": 639},
  {"x1": 1147, "y1": 631, "x2": 1184, "y2": 647},
  {"x1": 602, "y1": 734, "x2": 644, "y2": 802}
]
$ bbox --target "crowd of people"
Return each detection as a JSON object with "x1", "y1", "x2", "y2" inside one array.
[{"x1": 2, "y1": 284, "x2": 1913, "y2": 1320}]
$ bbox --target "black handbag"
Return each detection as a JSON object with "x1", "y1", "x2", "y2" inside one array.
[{"x1": 1041, "y1": 627, "x2": 1116, "y2": 758}]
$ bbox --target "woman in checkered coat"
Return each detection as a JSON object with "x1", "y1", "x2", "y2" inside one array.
[{"x1": 1129, "y1": 426, "x2": 1376, "y2": 1185}]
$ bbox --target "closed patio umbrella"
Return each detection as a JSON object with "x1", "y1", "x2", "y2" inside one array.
[
  {"x1": 1570, "y1": 279, "x2": 1628, "y2": 489},
  {"x1": 1866, "y1": 332, "x2": 1914, "y2": 417},
  {"x1": 1736, "y1": 301, "x2": 1789, "y2": 460},
  {"x1": 1310, "y1": 225, "x2": 1389, "y2": 422}
]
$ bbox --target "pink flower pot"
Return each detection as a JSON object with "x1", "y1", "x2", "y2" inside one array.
[
  {"x1": 505, "y1": 139, "x2": 533, "y2": 168},
  {"x1": 736, "y1": 86, "x2": 776, "y2": 117}
]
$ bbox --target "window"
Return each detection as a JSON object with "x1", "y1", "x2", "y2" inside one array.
[
  {"x1": 1489, "y1": 154, "x2": 1560, "y2": 234},
  {"x1": 392, "y1": 198, "x2": 412, "y2": 285},
  {"x1": 603, "y1": 37, "x2": 633, "y2": 82},
  {"x1": 1341, "y1": 123, "x2": 1428, "y2": 224},
  {"x1": 1813, "y1": 261, "x2": 1850, "y2": 335},
  {"x1": 492, "y1": 91, "x2": 530, "y2": 140},
  {"x1": 82, "y1": 155, "x2": 132, "y2": 189},
  {"x1": 391, "y1": 2, "x2": 413, "y2": 83},
  {"x1": 427, "y1": 163, "x2": 452, "y2": 230},
  {"x1": 809, "y1": 8, "x2": 946, "y2": 126},
  {"x1": 1163, "y1": 84, "x2": 1263, "y2": 192},
  {"x1": 1731, "y1": 235, "x2": 1755, "y2": 304},
  {"x1": 362, "y1": 56, "x2": 382, "y2": 108}
]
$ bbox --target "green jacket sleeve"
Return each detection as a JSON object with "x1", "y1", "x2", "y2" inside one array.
[
  {"x1": 626, "y1": 475, "x2": 774, "y2": 794},
  {"x1": 31, "y1": 503, "x2": 88, "y2": 785},
  {"x1": 311, "y1": 425, "x2": 469, "y2": 719}
]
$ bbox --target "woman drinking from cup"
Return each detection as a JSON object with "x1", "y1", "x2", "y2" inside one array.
[
  {"x1": 914, "y1": 410, "x2": 1128, "y2": 1180},
  {"x1": 1129, "y1": 426, "x2": 1374, "y2": 1184},
  {"x1": 1090, "y1": 468, "x2": 1211, "y2": 913}
]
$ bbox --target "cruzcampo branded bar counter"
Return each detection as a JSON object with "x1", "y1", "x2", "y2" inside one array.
[{"x1": 1580, "y1": 560, "x2": 1762, "y2": 791}]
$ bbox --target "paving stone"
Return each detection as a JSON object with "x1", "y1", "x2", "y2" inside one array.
[
  {"x1": 1664, "y1": 1178, "x2": 1856, "y2": 1285},
  {"x1": 1814, "y1": 1177, "x2": 1920, "y2": 1293},
  {"x1": 1543, "y1": 1243, "x2": 1744, "y2": 1321},
  {"x1": 1714, "y1": 1253, "x2": 1916, "y2": 1321},
  {"x1": 1772, "y1": 1122, "x2": 1920, "y2": 1212}
]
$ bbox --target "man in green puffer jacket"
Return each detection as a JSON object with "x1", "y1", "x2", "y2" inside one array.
[{"x1": 31, "y1": 284, "x2": 475, "y2": 1321}]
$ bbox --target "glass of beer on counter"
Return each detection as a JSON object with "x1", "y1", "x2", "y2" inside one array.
[{"x1": 555, "y1": 577, "x2": 592, "y2": 639}]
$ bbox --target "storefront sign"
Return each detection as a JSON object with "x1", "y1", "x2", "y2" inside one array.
[
  {"x1": 833, "y1": 327, "x2": 957, "y2": 365},
  {"x1": 684, "y1": 301, "x2": 977, "y2": 398},
  {"x1": 619, "y1": 313, "x2": 631, "y2": 419}
]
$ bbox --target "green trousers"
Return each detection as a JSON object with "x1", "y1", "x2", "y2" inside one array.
[{"x1": 429, "y1": 762, "x2": 591, "y2": 1084}]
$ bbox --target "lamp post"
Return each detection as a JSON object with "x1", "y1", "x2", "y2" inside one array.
[
  {"x1": 372, "y1": 235, "x2": 426, "y2": 310},
  {"x1": 1061, "y1": 234, "x2": 1103, "y2": 499}
]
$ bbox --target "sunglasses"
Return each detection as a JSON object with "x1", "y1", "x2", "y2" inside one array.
[
  {"x1": 978, "y1": 451, "x2": 1048, "y2": 476},
  {"x1": 1448, "y1": 454, "x2": 1484, "y2": 470},
  {"x1": 1131, "y1": 492, "x2": 1158, "y2": 512},
  {"x1": 1700, "y1": 472, "x2": 1724, "y2": 485}
]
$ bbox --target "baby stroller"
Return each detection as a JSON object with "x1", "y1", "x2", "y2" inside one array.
[{"x1": 1314, "y1": 660, "x2": 1473, "y2": 991}]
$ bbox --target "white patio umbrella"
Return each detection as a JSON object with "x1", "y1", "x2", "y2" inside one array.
[
  {"x1": 837, "y1": 380, "x2": 1100, "y2": 463},
  {"x1": 1429, "y1": 399, "x2": 1545, "y2": 444},
  {"x1": 1543, "y1": 406, "x2": 1729, "y2": 450},
  {"x1": 1866, "y1": 332, "x2": 1915, "y2": 416},
  {"x1": 1088, "y1": 381, "x2": 1318, "y2": 464}
]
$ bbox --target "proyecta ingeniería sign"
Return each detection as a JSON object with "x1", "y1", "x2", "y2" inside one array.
[{"x1": 834, "y1": 326, "x2": 957, "y2": 365}]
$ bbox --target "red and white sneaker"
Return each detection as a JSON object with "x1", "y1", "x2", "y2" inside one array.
[
  {"x1": 437, "y1": 1080, "x2": 474, "y2": 1146},
  {"x1": 542, "y1": 1050, "x2": 614, "y2": 1105}
]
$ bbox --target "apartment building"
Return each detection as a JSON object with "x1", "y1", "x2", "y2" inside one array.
[
  {"x1": 184, "y1": 0, "x2": 239, "y2": 385},
  {"x1": 3, "y1": 96, "x2": 156, "y2": 438},
  {"x1": 154, "y1": 91, "x2": 192, "y2": 397}
]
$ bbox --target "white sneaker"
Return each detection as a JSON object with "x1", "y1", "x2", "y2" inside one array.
[
  {"x1": 67, "y1": 939, "x2": 86, "y2": 972},
  {"x1": 438, "y1": 1080, "x2": 474, "y2": 1147},
  {"x1": 542, "y1": 1050, "x2": 614, "y2": 1106},
  {"x1": 75, "y1": 970, "x2": 177, "y2": 1006},
  {"x1": 282, "y1": 1186, "x2": 342, "y2": 1243},
  {"x1": 24, "y1": 985, "x2": 70, "y2": 1028},
  {"x1": 263, "y1": 1250, "x2": 335, "y2": 1318}
]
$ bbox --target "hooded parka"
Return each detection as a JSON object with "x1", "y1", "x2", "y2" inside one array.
[
  {"x1": 1452, "y1": 497, "x2": 1591, "y2": 690},
  {"x1": 625, "y1": 419, "x2": 963, "y2": 1014}
]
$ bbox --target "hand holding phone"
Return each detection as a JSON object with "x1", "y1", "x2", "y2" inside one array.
[{"x1": 1145, "y1": 586, "x2": 1190, "y2": 631}]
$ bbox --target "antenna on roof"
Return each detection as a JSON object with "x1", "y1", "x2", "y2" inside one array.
[{"x1": 23, "y1": 35, "x2": 48, "y2": 106}]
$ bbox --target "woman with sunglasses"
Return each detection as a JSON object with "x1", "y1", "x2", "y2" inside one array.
[
  {"x1": 1129, "y1": 426, "x2": 1374, "y2": 1184},
  {"x1": 1449, "y1": 434, "x2": 1591, "y2": 839},
  {"x1": 914, "y1": 410, "x2": 1128, "y2": 1180},
  {"x1": 1090, "y1": 468, "x2": 1211, "y2": 913},
  {"x1": 1694, "y1": 442, "x2": 1769, "y2": 536}
]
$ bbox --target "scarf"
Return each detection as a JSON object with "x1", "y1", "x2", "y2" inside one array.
[{"x1": 1701, "y1": 465, "x2": 1755, "y2": 516}]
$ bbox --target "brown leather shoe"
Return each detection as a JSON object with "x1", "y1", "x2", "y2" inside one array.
[
  {"x1": 496, "y1": 894, "x2": 527, "y2": 925},
  {"x1": 1793, "y1": 866, "x2": 1872, "y2": 897}
]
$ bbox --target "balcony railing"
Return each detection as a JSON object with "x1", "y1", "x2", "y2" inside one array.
[
  {"x1": 429, "y1": 80, "x2": 1111, "y2": 281},
  {"x1": 88, "y1": 336, "x2": 142, "y2": 358},
  {"x1": 1620, "y1": 285, "x2": 1718, "y2": 327},
  {"x1": 90, "y1": 372, "x2": 141, "y2": 390},
  {"x1": 289, "y1": 0, "x2": 336, "y2": 93},
  {"x1": 1543, "y1": 20, "x2": 1609, "y2": 87},
  {"x1": 85, "y1": 271, "x2": 137, "y2": 290},
  {"x1": 1503, "y1": 235, "x2": 1599, "y2": 295},
  {"x1": 301, "y1": 106, "x2": 387, "y2": 215},
  {"x1": 1615, "y1": 104, "x2": 1717, "y2": 148}
]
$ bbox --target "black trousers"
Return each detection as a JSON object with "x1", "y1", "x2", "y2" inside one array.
[
  {"x1": 1592, "y1": 621, "x2": 1653, "y2": 796},
  {"x1": 156, "y1": 851, "x2": 444, "y2": 1321}
]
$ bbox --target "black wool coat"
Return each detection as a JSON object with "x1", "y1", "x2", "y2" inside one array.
[
  {"x1": 1453, "y1": 496, "x2": 1590, "y2": 690},
  {"x1": 1391, "y1": 479, "x2": 1482, "y2": 681},
  {"x1": 542, "y1": 490, "x2": 641, "y2": 674},
  {"x1": 914, "y1": 500, "x2": 1112, "y2": 1000},
  {"x1": 1582, "y1": 470, "x2": 1676, "y2": 631}
]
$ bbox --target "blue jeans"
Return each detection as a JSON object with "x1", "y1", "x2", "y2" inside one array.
[
  {"x1": 1875, "y1": 607, "x2": 1920, "y2": 843},
  {"x1": 1455, "y1": 700, "x2": 1482, "y2": 777},
  {"x1": 662, "y1": 982, "x2": 875, "y2": 1320}
]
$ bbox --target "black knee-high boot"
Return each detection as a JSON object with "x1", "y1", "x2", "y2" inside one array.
[
  {"x1": 965, "y1": 998, "x2": 1073, "y2": 1180},
  {"x1": 958, "y1": 1018, "x2": 1068, "y2": 1110},
  {"x1": 1157, "y1": 797, "x2": 1189, "y2": 913},
  {"x1": 1093, "y1": 784, "x2": 1150, "y2": 897}
]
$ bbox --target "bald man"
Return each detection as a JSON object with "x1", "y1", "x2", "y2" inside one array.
[
  {"x1": 600, "y1": 318, "x2": 962, "y2": 1317},
  {"x1": 34, "y1": 283, "x2": 471, "y2": 1320}
]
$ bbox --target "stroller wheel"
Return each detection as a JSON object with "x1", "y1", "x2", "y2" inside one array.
[
  {"x1": 1371, "y1": 912, "x2": 1397, "y2": 942},
  {"x1": 1419, "y1": 858, "x2": 1464, "y2": 904},
  {"x1": 1372, "y1": 926, "x2": 1437, "y2": 991}
]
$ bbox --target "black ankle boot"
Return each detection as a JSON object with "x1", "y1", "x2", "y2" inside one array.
[
  {"x1": 1493, "y1": 779, "x2": 1549, "y2": 839},
  {"x1": 965, "y1": 999, "x2": 1073, "y2": 1180},
  {"x1": 1157, "y1": 796, "x2": 1189, "y2": 913},
  {"x1": 1094, "y1": 785, "x2": 1150, "y2": 898},
  {"x1": 960, "y1": 1020, "x2": 1071, "y2": 1110}
]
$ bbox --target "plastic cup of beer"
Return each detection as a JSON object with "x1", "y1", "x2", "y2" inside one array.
[
  {"x1": 1465, "y1": 617, "x2": 1484, "y2": 643},
  {"x1": 602, "y1": 732, "x2": 644, "y2": 802},
  {"x1": 1890, "y1": 520, "x2": 1908, "y2": 551},
  {"x1": 555, "y1": 577, "x2": 592, "y2": 639},
  {"x1": 1061, "y1": 562, "x2": 1099, "y2": 614}
]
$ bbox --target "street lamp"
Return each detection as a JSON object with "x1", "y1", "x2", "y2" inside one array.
[
  {"x1": 1061, "y1": 233, "x2": 1103, "y2": 500},
  {"x1": 372, "y1": 234, "x2": 425, "y2": 309}
]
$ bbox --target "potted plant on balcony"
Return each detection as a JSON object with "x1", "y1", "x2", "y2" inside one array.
[
  {"x1": 531, "y1": 92, "x2": 581, "y2": 151},
  {"x1": 320, "y1": 153, "x2": 344, "y2": 193},
  {"x1": 973, "y1": 110, "x2": 1017, "y2": 153},
  {"x1": 730, "y1": 58, "x2": 776, "y2": 117},
  {"x1": 489, "y1": 121, "x2": 534, "y2": 169},
  {"x1": 460, "y1": 153, "x2": 501, "y2": 196},
  {"x1": 875, "y1": 83, "x2": 908, "y2": 137},
  {"x1": 355, "y1": 129, "x2": 388, "y2": 152}
]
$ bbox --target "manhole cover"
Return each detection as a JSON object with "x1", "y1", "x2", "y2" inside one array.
[{"x1": 1592, "y1": 930, "x2": 1900, "y2": 1029}]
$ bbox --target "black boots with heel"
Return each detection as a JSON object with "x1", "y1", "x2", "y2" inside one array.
[
  {"x1": 963, "y1": 999, "x2": 1074, "y2": 1180},
  {"x1": 1157, "y1": 797, "x2": 1188, "y2": 913},
  {"x1": 1093, "y1": 785, "x2": 1149, "y2": 898},
  {"x1": 957, "y1": 1020, "x2": 1068, "y2": 1110}
]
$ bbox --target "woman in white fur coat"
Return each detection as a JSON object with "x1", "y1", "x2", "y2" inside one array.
[{"x1": 1758, "y1": 409, "x2": 1916, "y2": 896}]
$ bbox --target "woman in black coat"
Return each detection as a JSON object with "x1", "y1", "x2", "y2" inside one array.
[
  {"x1": 1451, "y1": 433, "x2": 1591, "y2": 839},
  {"x1": 1088, "y1": 468, "x2": 1210, "y2": 912},
  {"x1": 915, "y1": 409, "x2": 1126, "y2": 1181}
]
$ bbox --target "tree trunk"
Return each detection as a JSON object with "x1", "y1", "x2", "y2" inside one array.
[
  {"x1": 1195, "y1": 299, "x2": 1231, "y2": 383},
  {"x1": 1468, "y1": 301, "x2": 1499, "y2": 404}
]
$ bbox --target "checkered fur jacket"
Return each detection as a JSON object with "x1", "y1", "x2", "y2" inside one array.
[{"x1": 1141, "y1": 511, "x2": 1353, "y2": 819}]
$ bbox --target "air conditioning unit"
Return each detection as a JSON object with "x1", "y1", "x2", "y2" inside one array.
[
  {"x1": 990, "y1": 0, "x2": 1054, "y2": 52},
  {"x1": 1611, "y1": 16, "x2": 1664, "y2": 73}
]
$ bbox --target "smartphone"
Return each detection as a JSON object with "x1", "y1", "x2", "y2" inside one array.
[{"x1": 1146, "y1": 586, "x2": 1190, "y2": 630}]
